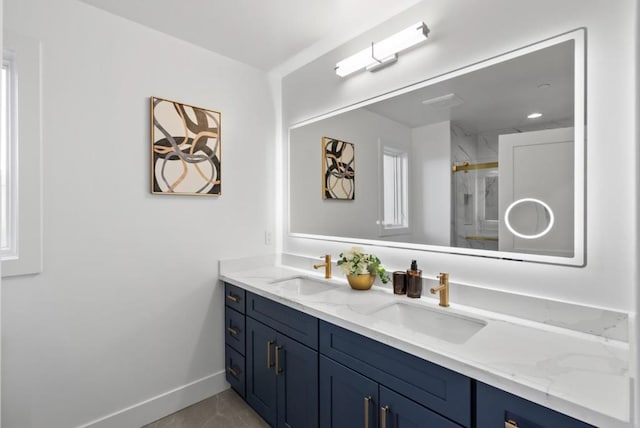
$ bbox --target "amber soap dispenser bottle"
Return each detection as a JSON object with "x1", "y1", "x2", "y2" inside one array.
[{"x1": 406, "y1": 260, "x2": 422, "y2": 298}]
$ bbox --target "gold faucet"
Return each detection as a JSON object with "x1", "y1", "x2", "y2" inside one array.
[
  {"x1": 430, "y1": 273, "x2": 449, "y2": 307},
  {"x1": 313, "y1": 254, "x2": 332, "y2": 279}
]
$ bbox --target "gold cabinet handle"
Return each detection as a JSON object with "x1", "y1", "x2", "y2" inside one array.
[
  {"x1": 505, "y1": 420, "x2": 519, "y2": 428},
  {"x1": 226, "y1": 326, "x2": 240, "y2": 335},
  {"x1": 364, "y1": 396, "x2": 372, "y2": 428},
  {"x1": 226, "y1": 293, "x2": 239, "y2": 303},
  {"x1": 227, "y1": 366, "x2": 239, "y2": 378},
  {"x1": 380, "y1": 405, "x2": 389, "y2": 428},
  {"x1": 266, "y1": 340, "x2": 275, "y2": 368},
  {"x1": 275, "y1": 345, "x2": 283, "y2": 375}
]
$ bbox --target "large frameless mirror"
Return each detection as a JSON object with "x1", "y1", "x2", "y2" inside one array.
[{"x1": 288, "y1": 29, "x2": 585, "y2": 265}]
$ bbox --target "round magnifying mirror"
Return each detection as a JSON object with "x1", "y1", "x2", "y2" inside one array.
[{"x1": 504, "y1": 198, "x2": 554, "y2": 239}]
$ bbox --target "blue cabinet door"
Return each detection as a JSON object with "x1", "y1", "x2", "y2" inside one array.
[
  {"x1": 379, "y1": 386, "x2": 462, "y2": 428},
  {"x1": 319, "y1": 356, "x2": 379, "y2": 428},
  {"x1": 246, "y1": 317, "x2": 277, "y2": 427},
  {"x1": 276, "y1": 333, "x2": 319, "y2": 428}
]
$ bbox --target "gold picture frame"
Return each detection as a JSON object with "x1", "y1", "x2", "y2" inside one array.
[
  {"x1": 322, "y1": 136, "x2": 354, "y2": 200},
  {"x1": 151, "y1": 96, "x2": 221, "y2": 195}
]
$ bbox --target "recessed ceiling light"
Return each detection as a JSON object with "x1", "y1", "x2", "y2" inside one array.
[
  {"x1": 537, "y1": 83, "x2": 551, "y2": 89},
  {"x1": 527, "y1": 112, "x2": 543, "y2": 119}
]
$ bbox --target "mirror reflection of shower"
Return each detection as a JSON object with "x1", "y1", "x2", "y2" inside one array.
[
  {"x1": 451, "y1": 123, "x2": 574, "y2": 257},
  {"x1": 451, "y1": 124, "x2": 499, "y2": 250}
]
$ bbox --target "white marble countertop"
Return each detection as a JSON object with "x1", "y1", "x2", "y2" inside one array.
[{"x1": 220, "y1": 263, "x2": 631, "y2": 427}]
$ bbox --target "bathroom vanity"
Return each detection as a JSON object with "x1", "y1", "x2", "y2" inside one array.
[{"x1": 220, "y1": 260, "x2": 630, "y2": 428}]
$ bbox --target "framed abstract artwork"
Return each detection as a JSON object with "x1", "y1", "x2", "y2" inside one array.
[
  {"x1": 151, "y1": 96, "x2": 221, "y2": 195},
  {"x1": 322, "y1": 136, "x2": 355, "y2": 200}
]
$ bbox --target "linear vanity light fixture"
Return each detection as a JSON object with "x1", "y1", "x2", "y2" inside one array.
[{"x1": 335, "y1": 22, "x2": 430, "y2": 78}]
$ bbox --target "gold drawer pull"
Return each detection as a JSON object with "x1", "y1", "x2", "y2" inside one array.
[
  {"x1": 505, "y1": 420, "x2": 519, "y2": 428},
  {"x1": 227, "y1": 366, "x2": 239, "y2": 378},
  {"x1": 226, "y1": 293, "x2": 239, "y2": 303},
  {"x1": 380, "y1": 405, "x2": 389, "y2": 428},
  {"x1": 364, "y1": 396, "x2": 372, "y2": 428},
  {"x1": 266, "y1": 340, "x2": 275, "y2": 368},
  {"x1": 275, "y1": 345, "x2": 283, "y2": 375},
  {"x1": 226, "y1": 326, "x2": 240, "y2": 335}
]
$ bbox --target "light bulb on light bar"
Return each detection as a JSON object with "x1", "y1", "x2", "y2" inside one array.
[
  {"x1": 335, "y1": 22, "x2": 430, "y2": 78},
  {"x1": 335, "y1": 48, "x2": 376, "y2": 77}
]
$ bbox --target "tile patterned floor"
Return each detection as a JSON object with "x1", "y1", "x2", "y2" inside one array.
[{"x1": 142, "y1": 389, "x2": 269, "y2": 428}]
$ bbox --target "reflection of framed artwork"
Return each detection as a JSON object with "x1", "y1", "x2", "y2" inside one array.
[
  {"x1": 151, "y1": 96, "x2": 221, "y2": 195},
  {"x1": 322, "y1": 137, "x2": 355, "y2": 200}
]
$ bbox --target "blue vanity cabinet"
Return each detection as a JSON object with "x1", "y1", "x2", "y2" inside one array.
[
  {"x1": 320, "y1": 321, "x2": 472, "y2": 427},
  {"x1": 476, "y1": 382, "x2": 594, "y2": 428},
  {"x1": 224, "y1": 283, "x2": 594, "y2": 428},
  {"x1": 245, "y1": 292, "x2": 319, "y2": 428},
  {"x1": 224, "y1": 283, "x2": 247, "y2": 398}
]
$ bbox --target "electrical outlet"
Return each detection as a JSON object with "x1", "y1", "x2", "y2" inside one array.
[{"x1": 264, "y1": 231, "x2": 272, "y2": 245}]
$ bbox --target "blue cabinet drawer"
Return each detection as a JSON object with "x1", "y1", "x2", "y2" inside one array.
[
  {"x1": 225, "y1": 307, "x2": 245, "y2": 355},
  {"x1": 247, "y1": 292, "x2": 318, "y2": 350},
  {"x1": 224, "y1": 283, "x2": 246, "y2": 313},
  {"x1": 476, "y1": 382, "x2": 594, "y2": 428},
  {"x1": 320, "y1": 321, "x2": 471, "y2": 427},
  {"x1": 225, "y1": 344, "x2": 245, "y2": 398}
]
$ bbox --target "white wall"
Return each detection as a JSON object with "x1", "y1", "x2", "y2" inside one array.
[
  {"x1": 634, "y1": 4, "x2": 640, "y2": 426},
  {"x1": 1, "y1": 0, "x2": 4, "y2": 425},
  {"x1": 410, "y1": 121, "x2": 451, "y2": 245},
  {"x1": 282, "y1": 0, "x2": 637, "y2": 310},
  {"x1": 2, "y1": 0, "x2": 275, "y2": 427}
]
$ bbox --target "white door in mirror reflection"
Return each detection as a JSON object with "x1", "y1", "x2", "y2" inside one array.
[{"x1": 499, "y1": 127, "x2": 574, "y2": 257}]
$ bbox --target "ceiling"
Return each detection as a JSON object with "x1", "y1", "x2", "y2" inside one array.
[
  {"x1": 79, "y1": 0, "x2": 423, "y2": 71},
  {"x1": 365, "y1": 40, "x2": 574, "y2": 135}
]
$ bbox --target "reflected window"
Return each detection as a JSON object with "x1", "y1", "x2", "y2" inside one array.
[
  {"x1": 382, "y1": 148, "x2": 408, "y2": 230},
  {"x1": 1, "y1": 52, "x2": 17, "y2": 258}
]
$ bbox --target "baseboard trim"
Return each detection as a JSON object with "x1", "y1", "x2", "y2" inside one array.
[{"x1": 77, "y1": 371, "x2": 229, "y2": 428}]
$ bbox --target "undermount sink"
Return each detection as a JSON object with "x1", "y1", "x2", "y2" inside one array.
[
  {"x1": 269, "y1": 276, "x2": 339, "y2": 296},
  {"x1": 369, "y1": 302, "x2": 486, "y2": 344}
]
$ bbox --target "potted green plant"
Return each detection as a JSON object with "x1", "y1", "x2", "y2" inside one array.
[{"x1": 337, "y1": 247, "x2": 390, "y2": 290}]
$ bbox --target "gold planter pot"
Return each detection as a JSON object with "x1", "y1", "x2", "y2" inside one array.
[{"x1": 347, "y1": 274, "x2": 375, "y2": 290}]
